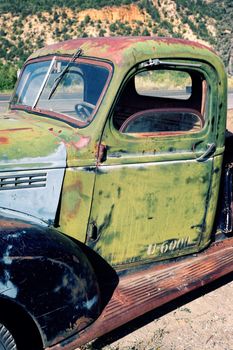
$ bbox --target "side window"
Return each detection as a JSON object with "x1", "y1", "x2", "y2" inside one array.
[{"x1": 113, "y1": 66, "x2": 207, "y2": 136}]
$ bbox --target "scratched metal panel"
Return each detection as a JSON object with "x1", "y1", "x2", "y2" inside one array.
[
  {"x1": 0, "y1": 168, "x2": 65, "y2": 223},
  {"x1": 89, "y1": 157, "x2": 218, "y2": 266},
  {"x1": 58, "y1": 167, "x2": 96, "y2": 243},
  {"x1": 0, "y1": 143, "x2": 67, "y2": 171}
]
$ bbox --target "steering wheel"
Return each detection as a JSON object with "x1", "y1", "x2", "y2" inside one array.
[{"x1": 75, "y1": 102, "x2": 95, "y2": 120}]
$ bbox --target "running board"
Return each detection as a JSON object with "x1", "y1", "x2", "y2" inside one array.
[{"x1": 49, "y1": 237, "x2": 233, "y2": 350}]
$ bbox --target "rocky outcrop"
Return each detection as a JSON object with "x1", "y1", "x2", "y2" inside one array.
[{"x1": 78, "y1": 4, "x2": 147, "y2": 23}]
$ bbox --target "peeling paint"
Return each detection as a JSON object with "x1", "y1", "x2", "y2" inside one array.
[
  {"x1": 29, "y1": 37, "x2": 218, "y2": 67},
  {"x1": 0, "y1": 271, "x2": 18, "y2": 298},
  {"x1": 82, "y1": 295, "x2": 98, "y2": 311},
  {"x1": 3, "y1": 245, "x2": 13, "y2": 265}
]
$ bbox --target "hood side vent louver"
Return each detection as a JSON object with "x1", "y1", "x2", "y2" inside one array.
[{"x1": 0, "y1": 172, "x2": 47, "y2": 191}]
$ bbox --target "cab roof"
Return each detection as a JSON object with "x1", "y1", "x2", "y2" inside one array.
[{"x1": 29, "y1": 36, "x2": 222, "y2": 71}]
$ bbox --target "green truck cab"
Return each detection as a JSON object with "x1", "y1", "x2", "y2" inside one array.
[{"x1": 0, "y1": 37, "x2": 231, "y2": 350}]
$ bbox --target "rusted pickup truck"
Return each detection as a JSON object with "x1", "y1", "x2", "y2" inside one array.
[{"x1": 0, "y1": 36, "x2": 232, "y2": 350}]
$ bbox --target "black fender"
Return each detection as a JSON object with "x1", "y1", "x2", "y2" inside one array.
[{"x1": 0, "y1": 209, "x2": 101, "y2": 347}]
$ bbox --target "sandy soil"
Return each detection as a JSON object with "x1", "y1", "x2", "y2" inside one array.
[{"x1": 80, "y1": 109, "x2": 233, "y2": 350}]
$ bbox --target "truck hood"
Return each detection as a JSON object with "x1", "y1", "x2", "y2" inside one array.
[
  {"x1": 0, "y1": 110, "x2": 67, "y2": 171},
  {"x1": 0, "y1": 110, "x2": 70, "y2": 224}
]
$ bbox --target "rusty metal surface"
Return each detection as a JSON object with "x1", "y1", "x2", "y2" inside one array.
[
  {"x1": 47, "y1": 236, "x2": 233, "y2": 350},
  {"x1": 29, "y1": 37, "x2": 217, "y2": 66}
]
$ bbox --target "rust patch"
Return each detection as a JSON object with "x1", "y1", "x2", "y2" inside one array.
[
  {"x1": 0, "y1": 137, "x2": 8, "y2": 144},
  {"x1": 63, "y1": 180, "x2": 83, "y2": 220},
  {"x1": 72, "y1": 136, "x2": 91, "y2": 150},
  {"x1": 73, "y1": 316, "x2": 93, "y2": 332},
  {"x1": 37, "y1": 36, "x2": 214, "y2": 54},
  {"x1": 48, "y1": 127, "x2": 90, "y2": 150},
  {"x1": 29, "y1": 36, "x2": 216, "y2": 66},
  {"x1": 0, "y1": 219, "x2": 31, "y2": 229},
  {"x1": 0, "y1": 128, "x2": 33, "y2": 133}
]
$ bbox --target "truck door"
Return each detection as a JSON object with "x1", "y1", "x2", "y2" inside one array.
[{"x1": 87, "y1": 60, "x2": 223, "y2": 267}]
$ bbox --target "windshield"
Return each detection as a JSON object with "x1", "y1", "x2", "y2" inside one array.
[{"x1": 11, "y1": 57, "x2": 111, "y2": 127}]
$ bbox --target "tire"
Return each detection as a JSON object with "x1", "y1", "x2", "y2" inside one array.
[{"x1": 0, "y1": 324, "x2": 17, "y2": 350}]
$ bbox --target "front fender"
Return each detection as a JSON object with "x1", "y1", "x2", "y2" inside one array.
[{"x1": 0, "y1": 209, "x2": 100, "y2": 347}]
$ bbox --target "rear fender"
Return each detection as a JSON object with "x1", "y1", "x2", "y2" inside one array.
[{"x1": 0, "y1": 209, "x2": 100, "y2": 347}]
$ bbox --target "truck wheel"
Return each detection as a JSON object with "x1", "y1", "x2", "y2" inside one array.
[{"x1": 0, "y1": 324, "x2": 17, "y2": 350}]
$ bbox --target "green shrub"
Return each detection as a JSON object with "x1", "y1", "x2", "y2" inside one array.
[
  {"x1": 109, "y1": 23, "x2": 117, "y2": 32},
  {"x1": 99, "y1": 29, "x2": 106, "y2": 37},
  {"x1": 0, "y1": 62, "x2": 18, "y2": 90}
]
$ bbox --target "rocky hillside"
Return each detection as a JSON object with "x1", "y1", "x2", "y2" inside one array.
[{"x1": 0, "y1": 0, "x2": 232, "y2": 90}]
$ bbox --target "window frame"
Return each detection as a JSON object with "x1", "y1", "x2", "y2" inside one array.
[
  {"x1": 10, "y1": 55, "x2": 113, "y2": 128},
  {"x1": 112, "y1": 60, "x2": 209, "y2": 139}
]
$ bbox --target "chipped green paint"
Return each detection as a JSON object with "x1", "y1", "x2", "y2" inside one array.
[
  {"x1": 5, "y1": 37, "x2": 228, "y2": 268},
  {"x1": 89, "y1": 157, "x2": 220, "y2": 266},
  {"x1": 58, "y1": 168, "x2": 95, "y2": 242},
  {"x1": 29, "y1": 37, "x2": 220, "y2": 70},
  {"x1": 0, "y1": 112, "x2": 60, "y2": 161},
  {"x1": 0, "y1": 109, "x2": 98, "y2": 169}
]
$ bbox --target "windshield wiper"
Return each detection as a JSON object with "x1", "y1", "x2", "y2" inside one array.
[
  {"x1": 32, "y1": 57, "x2": 56, "y2": 109},
  {"x1": 48, "y1": 48, "x2": 83, "y2": 100}
]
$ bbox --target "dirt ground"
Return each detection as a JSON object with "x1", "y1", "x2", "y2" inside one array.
[{"x1": 79, "y1": 109, "x2": 233, "y2": 350}]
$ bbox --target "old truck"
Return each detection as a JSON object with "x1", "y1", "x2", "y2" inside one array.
[{"x1": 0, "y1": 36, "x2": 232, "y2": 350}]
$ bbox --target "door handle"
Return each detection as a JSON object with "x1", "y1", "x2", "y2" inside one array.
[{"x1": 196, "y1": 143, "x2": 216, "y2": 162}]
